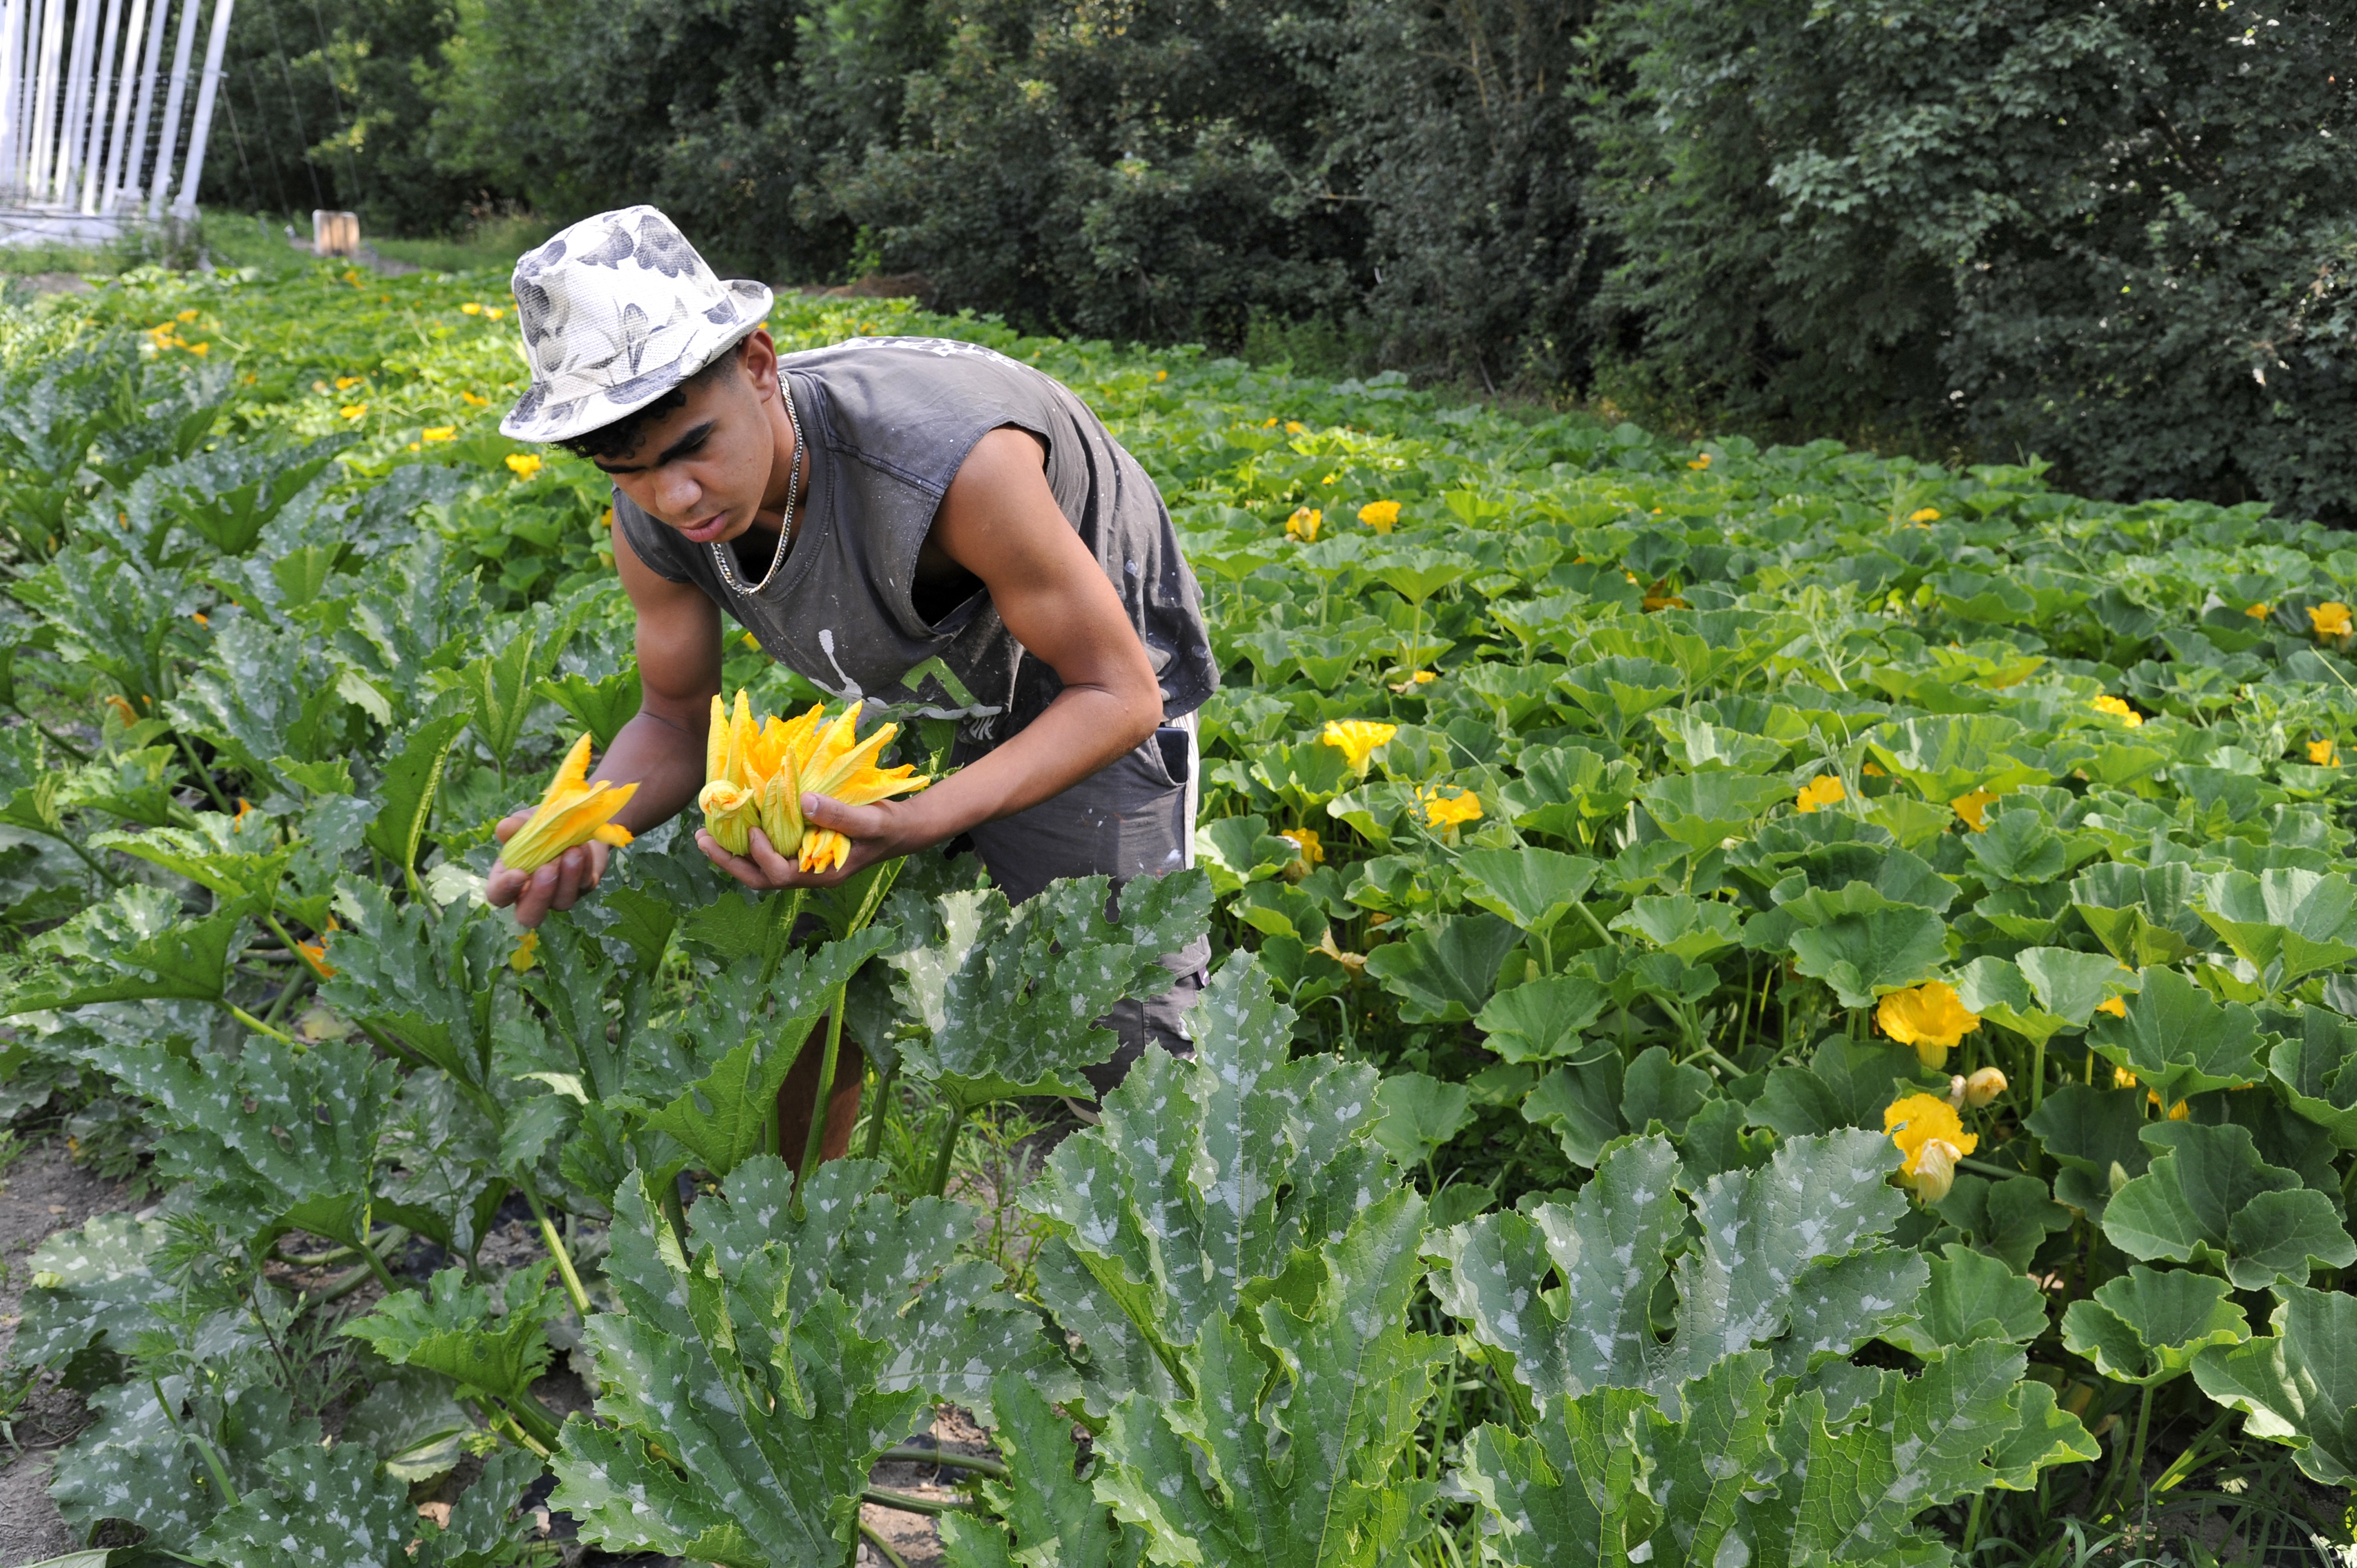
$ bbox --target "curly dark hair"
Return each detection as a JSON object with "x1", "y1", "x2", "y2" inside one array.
[{"x1": 555, "y1": 338, "x2": 749, "y2": 465}]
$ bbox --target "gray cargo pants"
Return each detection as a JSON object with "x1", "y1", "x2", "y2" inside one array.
[{"x1": 954, "y1": 713, "x2": 1209, "y2": 1100}]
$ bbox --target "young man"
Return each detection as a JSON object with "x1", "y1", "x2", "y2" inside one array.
[{"x1": 482, "y1": 206, "x2": 1217, "y2": 1157}]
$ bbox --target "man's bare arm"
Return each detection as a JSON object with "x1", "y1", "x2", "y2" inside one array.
[
  {"x1": 487, "y1": 527, "x2": 722, "y2": 925},
  {"x1": 701, "y1": 425, "x2": 1164, "y2": 889}
]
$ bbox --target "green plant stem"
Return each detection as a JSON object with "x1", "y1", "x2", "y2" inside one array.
[
  {"x1": 879, "y1": 1445, "x2": 1007, "y2": 1479},
  {"x1": 860, "y1": 1061, "x2": 899, "y2": 1162},
  {"x1": 858, "y1": 1521, "x2": 914, "y2": 1568},
  {"x1": 25, "y1": 816, "x2": 121, "y2": 885},
  {"x1": 152, "y1": 1378, "x2": 238, "y2": 1506},
  {"x1": 2030, "y1": 1033, "x2": 2047, "y2": 1113},
  {"x1": 2123, "y1": 1382, "x2": 2155, "y2": 1508},
  {"x1": 501, "y1": 1392, "x2": 564, "y2": 1453},
  {"x1": 863, "y1": 1485, "x2": 976, "y2": 1517},
  {"x1": 173, "y1": 731, "x2": 235, "y2": 814},
  {"x1": 517, "y1": 1175, "x2": 593, "y2": 1317},
  {"x1": 13, "y1": 704, "x2": 89, "y2": 764},
  {"x1": 924, "y1": 1105, "x2": 964, "y2": 1200},
  {"x1": 1573, "y1": 901, "x2": 1614, "y2": 947},
  {"x1": 2144, "y1": 1409, "x2": 2231, "y2": 1498},
  {"x1": 357, "y1": 1229, "x2": 405, "y2": 1297},
  {"x1": 225, "y1": 1002, "x2": 299, "y2": 1046},
  {"x1": 792, "y1": 989, "x2": 851, "y2": 1216}
]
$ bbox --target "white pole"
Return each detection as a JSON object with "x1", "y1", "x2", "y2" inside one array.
[
  {"x1": 110, "y1": 0, "x2": 159, "y2": 210},
  {"x1": 0, "y1": 0, "x2": 28, "y2": 200},
  {"x1": 163, "y1": 0, "x2": 218, "y2": 219},
  {"x1": 27, "y1": 0, "x2": 65, "y2": 199},
  {"x1": 53, "y1": 0, "x2": 96, "y2": 202},
  {"x1": 75, "y1": 0, "x2": 120, "y2": 211},
  {"x1": 92, "y1": 0, "x2": 137, "y2": 210},
  {"x1": 142, "y1": 0, "x2": 192, "y2": 218}
]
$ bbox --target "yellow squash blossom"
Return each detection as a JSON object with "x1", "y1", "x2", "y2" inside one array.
[
  {"x1": 2246, "y1": 602, "x2": 2272, "y2": 620},
  {"x1": 1285, "y1": 420, "x2": 1306, "y2": 434},
  {"x1": 1286, "y1": 506, "x2": 1322, "y2": 542},
  {"x1": 460, "y1": 391, "x2": 489, "y2": 406},
  {"x1": 2310, "y1": 602, "x2": 2353, "y2": 638},
  {"x1": 1418, "y1": 786, "x2": 1483, "y2": 830},
  {"x1": 462, "y1": 302, "x2": 484, "y2": 314},
  {"x1": 1280, "y1": 826, "x2": 1325, "y2": 868},
  {"x1": 2092, "y1": 695, "x2": 2142, "y2": 728},
  {"x1": 338, "y1": 404, "x2": 368, "y2": 421},
  {"x1": 1321, "y1": 719, "x2": 1396, "y2": 773},
  {"x1": 499, "y1": 733, "x2": 639, "y2": 874},
  {"x1": 1687, "y1": 453, "x2": 1711, "y2": 470},
  {"x1": 510, "y1": 930, "x2": 539, "y2": 973},
  {"x1": 296, "y1": 938, "x2": 335, "y2": 978},
  {"x1": 699, "y1": 692, "x2": 930, "y2": 872},
  {"x1": 1862, "y1": 760, "x2": 1886, "y2": 777},
  {"x1": 2311, "y1": 738, "x2": 2339, "y2": 767},
  {"x1": 505, "y1": 453, "x2": 543, "y2": 481},
  {"x1": 1908, "y1": 507, "x2": 1942, "y2": 523},
  {"x1": 1388, "y1": 669, "x2": 1437, "y2": 693},
  {"x1": 1951, "y1": 788, "x2": 1998, "y2": 832},
  {"x1": 334, "y1": 375, "x2": 363, "y2": 390},
  {"x1": 1885, "y1": 1093, "x2": 1977, "y2": 1203},
  {"x1": 422, "y1": 426, "x2": 456, "y2": 443},
  {"x1": 1965, "y1": 1067, "x2": 2008, "y2": 1107},
  {"x1": 1358, "y1": 499, "x2": 1401, "y2": 532},
  {"x1": 1797, "y1": 775, "x2": 1846, "y2": 813},
  {"x1": 2097, "y1": 996, "x2": 2128, "y2": 1018},
  {"x1": 1877, "y1": 981, "x2": 1981, "y2": 1068}
]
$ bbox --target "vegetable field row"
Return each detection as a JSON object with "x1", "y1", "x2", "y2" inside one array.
[{"x1": 0, "y1": 259, "x2": 2351, "y2": 1564}]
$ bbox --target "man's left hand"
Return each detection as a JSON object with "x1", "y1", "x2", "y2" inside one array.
[{"x1": 694, "y1": 792, "x2": 918, "y2": 889}]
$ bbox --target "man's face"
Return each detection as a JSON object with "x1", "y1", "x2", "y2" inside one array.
[{"x1": 594, "y1": 337, "x2": 778, "y2": 546}]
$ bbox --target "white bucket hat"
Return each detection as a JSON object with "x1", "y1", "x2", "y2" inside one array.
[{"x1": 500, "y1": 205, "x2": 775, "y2": 445}]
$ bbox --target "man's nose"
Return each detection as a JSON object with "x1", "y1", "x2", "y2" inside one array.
[{"x1": 654, "y1": 468, "x2": 701, "y2": 519}]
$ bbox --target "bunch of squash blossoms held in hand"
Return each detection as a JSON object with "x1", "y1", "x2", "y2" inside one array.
[{"x1": 698, "y1": 692, "x2": 930, "y2": 873}]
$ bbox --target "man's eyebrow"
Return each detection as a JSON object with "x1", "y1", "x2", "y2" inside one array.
[{"x1": 598, "y1": 420, "x2": 716, "y2": 474}]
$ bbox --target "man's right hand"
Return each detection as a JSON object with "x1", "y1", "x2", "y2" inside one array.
[{"x1": 484, "y1": 809, "x2": 611, "y2": 929}]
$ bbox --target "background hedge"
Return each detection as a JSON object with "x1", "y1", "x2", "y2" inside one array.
[{"x1": 204, "y1": 0, "x2": 2353, "y2": 520}]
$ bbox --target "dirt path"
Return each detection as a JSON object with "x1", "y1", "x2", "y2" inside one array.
[{"x1": 0, "y1": 1137, "x2": 131, "y2": 1565}]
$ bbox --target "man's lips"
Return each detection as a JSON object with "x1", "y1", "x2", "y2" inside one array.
[{"x1": 679, "y1": 510, "x2": 731, "y2": 544}]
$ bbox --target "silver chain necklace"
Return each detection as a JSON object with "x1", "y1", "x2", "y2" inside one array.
[{"x1": 708, "y1": 381, "x2": 805, "y2": 596}]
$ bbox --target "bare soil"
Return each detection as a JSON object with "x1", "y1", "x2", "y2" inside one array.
[{"x1": 0, "y1": 1137, "x2": 131, "y2": 1566}]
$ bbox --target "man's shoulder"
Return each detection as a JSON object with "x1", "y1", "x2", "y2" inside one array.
[{"x1": 784, "y1": 337, "x2": 1069, "y2": 494}]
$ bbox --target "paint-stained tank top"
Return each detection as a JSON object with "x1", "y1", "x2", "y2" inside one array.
[{"x1": 611, "y1": 336, "x2": 1217, "y2": 745}]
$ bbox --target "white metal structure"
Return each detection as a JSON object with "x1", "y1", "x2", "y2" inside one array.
[{"x1": 0, "y1": 0, "x2": 232, "y2": 244}]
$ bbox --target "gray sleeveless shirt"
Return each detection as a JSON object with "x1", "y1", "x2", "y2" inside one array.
[{"x1": 612, "y1": 336, "x2": 1217, "y2": 744}]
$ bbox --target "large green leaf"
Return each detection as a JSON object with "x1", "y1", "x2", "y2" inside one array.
[
  {"x1": 1433, "y1": 1131, "x2": 1921, "y2": 1402},
  {"x1": 2102, "y1": 1121, "x2": 2356, "y2": 1289},
  {"x1": 1373, "y1": 1071, "x2": 1475, "y2": 1167},
  {"x1": 641, "y1": 931, "x2": 891, "y2": 1178},
  {"x1": 1639, "y1": 772, "x2": 1789, "y2": 852},
  {"x1": 344, "y1": 1264, "x2": 565, "y2": 1410},
  {"x1": 537, "y1": 664, "x2": 643, "y2": 752},
  {"x1": 1458, "y1": 845, "x2": 1599, "y2": 935},
  {"x1": 2085, "y1": 965, "x2": 2265, "y2": 1110},
  {"x1": 1555, "y1": 655, "x2": 1683, "y2": 742},
  {"x1": 52, "y1": 1380, "x2": 310, "y2": 1554},
  {"x1": 550, "y1": 1173, "x2": 941, "y2": 1566},
  {"x1": 1883, "y1": 1245, "x2": 2049, "y2": 1358},
  {"x1": 2024, "y1": 1084, "x2": 2150, "y2": 1221},
  {"x1": 1953, "y1": 947, "x2": 2126, "y2": 1046},
  {"x1": 1610, "y1": 894, "x2": 1743, "y2": 962},
  {"x1": 1864, "y1": 714, "x2": 2046, "y2": 804},
  {"x1": 939, "y1": 1369, "x2": 1135, "y2": 1568},
  {"x1": 12, "y1": 1214, "x2": 176, "y2": 1366},
  {"x1": 1475, "y1": 974, "x2": 1611, "y2": 1064},
  {"x1": 5, "y1": 883, "x2": 243, "y2": 1013},
  {"x1": 2194, "y1": 868, "x2": 2357, "y2": 989},
  {"x1": 1751, "y1": 1036, "x2": 1935, "y2": 1137},
  {"x1": 362, "y1": 711, "x2": 469, "y2": 871},
  {"x1": 1781, "y1": 885, "x2": 1949, "y2": 1008},
  {"x1": 320, "y1": 879, "x2": 503, "y2": 1091},
  {"x1": 90, "y1": 816, "x2": 289, "y2": 919},
  {"x1": 1092, "y1": 1190, "x2": 1442, "y2": 1568},
  {"x1": 85, "y1": 1033, "x2": 398, "y2": 1249},
  {"x1": 2193, "y1": 1283, "x2": 2357, "y2": 1485},
  {"x1": 1026, "y1": 954, "x2": 1392, "y2": 1397},
  {"x1": 897, "y1": 870, "x2": 1210, "y2": 1107},
  {"x1": 2070, "y1": 861, "x2": 2204, "y2": 968},
  {"x1": 2060, "y1": 1264, "x2": 2248, "y2": 1386},
  {"x1": 1363, "y1": 911, "x2": 1521, "y2": 1023},
  {"x1": 196, "y1": 1438, "x2": 414, "y2": 1568},
  {"x1": 2270, "y1": 1004, "x2": 2357, "y2": 1147},
  {"x1": 1458, "y1": 1354, "x2": 1773, "y2": 1568}
]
